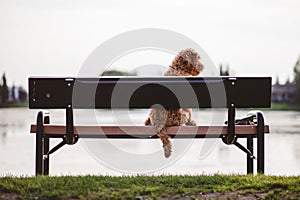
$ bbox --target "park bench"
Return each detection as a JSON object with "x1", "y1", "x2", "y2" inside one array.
[{"x1": 29, "y1": 76, "x2": 271, "y2": 175}]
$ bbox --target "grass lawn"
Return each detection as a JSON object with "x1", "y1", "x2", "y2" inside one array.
[
  {"x1": 267, "y1": 103, "x2": 300, "y2": 111},
  {"x1": 0, "y1": 175, "x2": 299, "y2": 199},
  {"x1": 0, "y1": 102, "x2": 28, "y2": 108}
]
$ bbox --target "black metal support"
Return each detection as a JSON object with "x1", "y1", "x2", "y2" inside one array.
[
  {"x1": 36, "y1": 111, "x2": 44, "y2": 175},
  {"x1": 35, "y1": 111, "x2": 51, "y2": 176},
  {"x1": 247, "y1": 136, "x2": 254, "y2": 174},
  {"x1": 47, "y1": 140, "x2": 67, "y2": 155},
  {"x1": 233, "y1": 140, "x2": 255, "y2": 160},
  {"x1": 66, "y1": 106, "x2": 75, "y2": 144},
  {"x1": 223, "y1": 108, "x2": 258, "y2": 174},
  {"x1": 65, "y1": 78, "x2": 76, "y2": 145},
  {"x1": 43, "y1": 114, "x2": 50, "y2": 175},
  {"x1": 227, "y1": 105, "x2": 236, "y2": 144},
  {"x1": 257, "y1": 111, "x2": 265, "y2": 174},
  {"x1": 223, "y1": 105, "x2": 236, "y2": 144},
  {"x1": 43, "y1": 136, "x2": 49, "y2": 175}
]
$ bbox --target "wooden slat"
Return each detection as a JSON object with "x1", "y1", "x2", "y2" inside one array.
[{"x1": 30, "y1": 124, "x2": 269, "y2": 137}]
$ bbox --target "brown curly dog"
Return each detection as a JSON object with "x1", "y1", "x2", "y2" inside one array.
[{"x1": 144, "y1": 48, "x2": 204, "y2": 158}]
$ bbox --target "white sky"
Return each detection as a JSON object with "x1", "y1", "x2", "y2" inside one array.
[{"x1": 0, "y1": 0, "x2": 299, "y2": 88}]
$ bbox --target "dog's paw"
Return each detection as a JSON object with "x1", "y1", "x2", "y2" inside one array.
[
  {"x1": 163, "y1": 142, "x2": 172, "y2": 158},
  {"x1": 185, "y1": 120, "x2": 196, "y2": 126}
]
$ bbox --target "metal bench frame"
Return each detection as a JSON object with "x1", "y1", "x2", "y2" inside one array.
[{"x1": 29, "y1": 76, "x2": 271, "y2": 175}]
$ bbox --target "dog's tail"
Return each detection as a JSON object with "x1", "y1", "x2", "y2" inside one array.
[{"x1": 157, "y1": 127, "x2": 172, "y2": 158}]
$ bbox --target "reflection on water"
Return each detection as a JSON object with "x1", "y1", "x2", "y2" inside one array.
[{"x1": 0, "y1": 108, "x2": 300, "y2": 176}]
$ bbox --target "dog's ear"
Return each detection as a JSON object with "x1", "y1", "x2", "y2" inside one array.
[
  {"x1": 177, "y1": 55, "x2": 183, "y2": 62},
  {"x1": 178, "y1": 56, "x2": 188, "y2": 65}
]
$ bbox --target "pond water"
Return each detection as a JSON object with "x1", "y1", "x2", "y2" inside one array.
[{"x1": 0, "y1": 108, "x2": 299, "y2": 176}]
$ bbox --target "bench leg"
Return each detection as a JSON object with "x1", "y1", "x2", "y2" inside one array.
[
  {"x1": 257, "y1": 112, "x2": 265, "y2": 174},
  {"x1": 36, "y1": 135, "x2": 50, "y2": 176},
  {"x1": 43, "y1": 136, "x2": 50, "y2": 175},
  {"x1": 36, "y1": 111, "x2": 50, "y2": 176},
  {"x1": 43, "y1": 114, "x2": 50, "y2": 175},
  {"x1": 246, "y1": 136, "x2": 254, "y2": 174},
  {"x1": 36, "y1": 111, "x2": 44, "y2": 175}
]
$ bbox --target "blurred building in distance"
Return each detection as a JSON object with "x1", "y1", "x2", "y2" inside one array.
[{"x1": 272, "y1": 81, "x2": 296, "y2": 104}]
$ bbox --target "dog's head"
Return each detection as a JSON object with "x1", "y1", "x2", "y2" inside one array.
[{"x1": 171, "y1": 48, "x2": 204, "y2": 76}]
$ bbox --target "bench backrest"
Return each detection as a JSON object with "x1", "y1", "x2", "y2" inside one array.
[{"x1": 28, "y1": 76, "x2": 271, "y2": 109}]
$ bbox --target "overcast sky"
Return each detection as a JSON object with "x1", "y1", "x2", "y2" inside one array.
[{"x1": 0, "y1": 0, "x2": 299, "y2": 88}]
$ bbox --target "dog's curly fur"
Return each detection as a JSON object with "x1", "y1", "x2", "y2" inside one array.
[{"x1": 144, "y1": 48, "x2": 204, "y2": 158}]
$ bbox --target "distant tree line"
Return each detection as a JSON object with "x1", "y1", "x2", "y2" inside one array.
[
  {"x1": 101, "y1": 70, "x2": 137, "y2": 76},
  {"x1": 293, "y1": 56, "x2": 300, "y2": 104},
  {"x1": 0, "y1": 73, "x2": 9, "y2": 104},
  {"x1": 219, "y1": 64, "x2": 230, "y2": 76},
  {"x1": 0, "y1": 73, "x2": 27, "y2": 106}
]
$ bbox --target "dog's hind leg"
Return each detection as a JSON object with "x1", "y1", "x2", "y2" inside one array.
[
  {"x1": 157, "y1": 127, "x2": 172, "y2": 158},
  {"x1": 150, "y1": 109, "x2": 172, "y2": 158}
]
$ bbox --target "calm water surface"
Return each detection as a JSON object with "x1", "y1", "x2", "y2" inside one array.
[{"x1": 0, "y1": 108, "x2": 299, "y2": 176}]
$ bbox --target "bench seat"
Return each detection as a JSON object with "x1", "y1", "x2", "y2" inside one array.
[{"x1": 30, "y1": 124, "x2": 269, "y2": 138}]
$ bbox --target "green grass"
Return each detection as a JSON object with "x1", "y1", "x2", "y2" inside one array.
[
  {"x1": 258, "y1": 103, "x2": 300, "y2": 111},
  {"x1": 0, "y1": 102, "x2": 28, "y2": 108},
  {"x1": 0, "y1": 175, "x2": 299, "y2": 199},
  {"x1": 270, "y1": 103, "x2": 300, "y2": 111}
]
